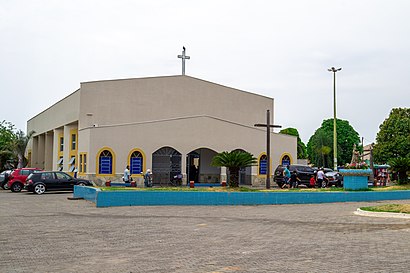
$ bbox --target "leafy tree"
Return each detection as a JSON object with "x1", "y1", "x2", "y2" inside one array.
[
  {"x1": 211, "y1": 150, "x2": 257, "y2": 187},
  {"x1": 373, "y1": 108, "x2": 410, "y2": 164},
  {"x1": 279, "y1": 128, "x2": 307, "y2": 159},
  {"x1": 307, "y1": 118, "x2": 360, "y2": 168},
  {"x1": 389, "y1": 157, "x2": 410, "y2": 184},
  {"x1": 12, "y1": 130, "x2": 35, "y2": 168},
  {"x1": 0, "y1": 120, "x2": 16, "y2": 170}
]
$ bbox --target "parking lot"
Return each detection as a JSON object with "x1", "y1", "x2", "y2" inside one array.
[{"x1": 1, "y1": 190, "x2": 409, "y2": 273}]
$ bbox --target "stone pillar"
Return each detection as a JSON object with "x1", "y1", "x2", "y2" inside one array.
[
  {"x1": 63, "y1": 125, "x2": 72, "y2": 171},
  {"x1": 32, "y1": 136, "x2": 39, "y2": 169},
  {"x1": 44, "y1": 131, "x2": 54, "y2": 171},
  {"x1": 53, "y1": 129, "x2": 63, "y2": 171},
  {"x1": 37, "y1": 134, "x2": 46, "y2": 170}
]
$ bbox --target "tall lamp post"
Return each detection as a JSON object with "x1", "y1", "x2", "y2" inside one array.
[{"x1": 328, "y1": 67, "x2": 342, "y2": 171}]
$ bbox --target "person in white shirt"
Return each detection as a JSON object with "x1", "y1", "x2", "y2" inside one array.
[
  {"x1": 316, "y1": 168, "x2": 327, "y2": 188},
  {"x1": 123, "y1": 165, "x2": 130, "y2": 183}
]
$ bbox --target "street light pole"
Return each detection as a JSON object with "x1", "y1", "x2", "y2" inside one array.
[{"x1": 328, "y1": 67, "x2": 342, "y2": 171}]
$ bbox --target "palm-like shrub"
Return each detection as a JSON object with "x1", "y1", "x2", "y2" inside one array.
[
  {"x1": 211, "y1": 150, "x2": 257, "y2": 187},
  {"x1": 12, "y1": 130, "x2": 35, "y2": 168},
  {"x1": 389, "y1": 157, "x2": 410, "y2": 184}
]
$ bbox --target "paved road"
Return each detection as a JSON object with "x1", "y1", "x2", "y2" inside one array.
[{"x1": 0, "y1": 190, "x2": 409, "y2": 273}]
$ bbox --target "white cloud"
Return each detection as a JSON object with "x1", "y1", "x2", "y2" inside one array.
[{"x1": 1, "y1": 0, "x2": 409, "y2": 145}]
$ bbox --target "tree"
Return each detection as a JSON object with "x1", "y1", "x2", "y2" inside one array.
[
  {"x1": 307, "y1": 118, "x2": 360, "y2": 168},
  {"x1": 279, "y1": 128, "x2": 307, "y2": 159},
  {"x1": 12, "y1": 130, "x2": 35, "y2": 168},
  {"x1": 0, "y1": 120, "x2": 16, "y2": 170},
  {"x1": 389, "y1": 157, "x2": 410, "y2": 184},
  {"x1": 373, "y1": 108, "x2": 410, "y2": 164},
  {"x1": 211, "y1": 150, "x2": 257, "y2": 187}
]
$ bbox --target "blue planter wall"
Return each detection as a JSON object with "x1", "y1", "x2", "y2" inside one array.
[{"x1": 73, "y1": 186, "x2": 410, "y2": 207}]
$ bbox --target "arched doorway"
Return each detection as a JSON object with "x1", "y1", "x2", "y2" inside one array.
[
  {"x1": 152, "y1": 147, "x2": 181, "y2": 186},
  {"x1": 187, "y1": 148, "x2": 220, "y2": 184}
]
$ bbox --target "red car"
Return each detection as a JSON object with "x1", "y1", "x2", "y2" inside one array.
[{"x1": 8, "y1": 168, "x2": 42, "y2": 192}]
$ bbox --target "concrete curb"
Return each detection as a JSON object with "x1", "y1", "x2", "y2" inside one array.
[{"x1": 354, "y1": 208, "x2": 410, "y2": 219}]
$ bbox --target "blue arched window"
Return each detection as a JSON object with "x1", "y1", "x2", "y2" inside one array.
[
  {"x1": 259, "y1": 154, "x2": 267, "y2": 175},
  {"x1": 99, "y1": 150, "x2": 113, "y2": 175},
  {"x1": 130, "y1": 151, "x2": 143, "y2": 175},
  {"x1": 281, "y1": 155, "x2": 291, "y2": 166}
]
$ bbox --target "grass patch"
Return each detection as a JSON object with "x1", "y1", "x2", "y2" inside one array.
[
  {"x1": 99, "y1": 186, "x2": 261, "y2": 192},
  {"x1": 369, "y1": 184, "x2": 410, "y2": 191},
  {"x1": 360, "y1": 204, "x2": 410, "y2": 214}
]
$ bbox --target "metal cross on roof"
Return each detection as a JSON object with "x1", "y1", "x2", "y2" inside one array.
[{"x1": 177, "y1": 46, "x2": 190, "y2": 75}]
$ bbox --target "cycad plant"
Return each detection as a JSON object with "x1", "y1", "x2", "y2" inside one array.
[
  {"x1": 389, "y1": 157, "x2": 410, "y2": 184},
  {"x1": 12, "y1": 130, "x2": 35, "y2": 168},
  {"x1": 211, "y1": 150, "x2": 257, "y2": 187}
]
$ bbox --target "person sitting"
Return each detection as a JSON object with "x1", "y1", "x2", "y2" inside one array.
[
  {"x1": 290, "y1": 171, "x2": 301, "y2": 188},
  {"x1": 309, "y1": 175, "x2": 316, "y2": 188}
]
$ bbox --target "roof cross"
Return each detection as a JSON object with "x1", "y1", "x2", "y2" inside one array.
[{"x1": 177, "y1": 46, "x2": 190, "y2": 75}]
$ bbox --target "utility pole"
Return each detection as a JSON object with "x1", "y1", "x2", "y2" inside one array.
[{"x1": 328, "y1": 67, "x2": 342, "y2": 171}]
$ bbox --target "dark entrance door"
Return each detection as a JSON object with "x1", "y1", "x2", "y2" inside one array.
[
  {"x1": 152, "y1": 147, "x2": 181, "y2": 186},
  {"x1": 187, "y1": 151, "x2": 199, "y2": 184}
]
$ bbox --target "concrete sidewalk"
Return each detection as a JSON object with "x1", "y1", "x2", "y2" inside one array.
[{"x1": 0, "y1": 190, "x2": 409, "y2": 273}]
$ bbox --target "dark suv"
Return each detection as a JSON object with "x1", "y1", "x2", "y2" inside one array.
[
  {"x1": 25, "y1": 171, "x2": 92, "y2": 195},
  {"x1": 274, "y1": 164, "x2": 316, "y2": 188},
  {"x1": 0, "y1": 170, "x2": 12, "y2": 190},
  {"x1": 8, "y1": 168, "x2": 43, "y2": 192}
]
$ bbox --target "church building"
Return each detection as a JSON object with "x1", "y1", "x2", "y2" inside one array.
[{"x1": 27, "y1": 75, "x2": 297, "y2": 186}]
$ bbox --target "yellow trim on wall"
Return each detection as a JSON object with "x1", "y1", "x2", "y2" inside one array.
[
  {"x1": 58, "y1": 133, "x2": 64, "y2": 157},
  {"x1": 79, "y1": 152, "x2": 87, "y2": 174},
  {"x1": 257, "y1": 152, "x2": 272, "y2": 177},
  {"x1": 127, "y1": 148, "x2": 146, "y2": 177},
  {"x1": 69, "y1": 129, "x2": 78, "y2": 152},
  {"x1": 280, "y1": 153, "x2": 293, "y2": 165},
  {"x1": 95, "y1": 147, "x2": 116, "y2": 177}
]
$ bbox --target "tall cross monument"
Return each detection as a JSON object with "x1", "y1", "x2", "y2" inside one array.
[
  {"x1": 177, "y1": 46, "x2": 190, "y2": 75},
  {"x1": 254, "y1": 110, "x2": 282, "y2": 189}
]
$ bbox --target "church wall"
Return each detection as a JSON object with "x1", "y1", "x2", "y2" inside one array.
[
  {"x1": 78, "y1": 76, "x2": 273, "y2": 131},
  {"x1": 82, "y1": 115, "x2": 297, "y2": 186}
]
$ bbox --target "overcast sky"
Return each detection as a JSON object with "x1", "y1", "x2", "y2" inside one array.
[{"x1": 1, "y1": 0, "x2": 409, "y2": 144}]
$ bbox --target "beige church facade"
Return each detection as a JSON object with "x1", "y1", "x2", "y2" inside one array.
[{"x1": 27, "y1": 75, "x2": 297, "y2": 187}]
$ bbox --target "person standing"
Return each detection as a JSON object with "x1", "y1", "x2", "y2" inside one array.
[
  {"x1": 123, "y1": 165, "x2": 130, "y2": 183},
  {"x1": 316, "y1": 167, "x2": 327, "y2": 188},
  {"x1": 282, "y1": 165, "x2": 291, "y2": 189},
  {"x1": 144, "y1": 169, "x2": 153, "y2": 187}
]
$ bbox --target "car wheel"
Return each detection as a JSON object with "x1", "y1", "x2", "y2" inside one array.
[
  {"x1": 11, "y1": 183, "x2": 23, "y2": 192},
  {"x1": 1, "y1": 182, "x2": 9, "y2": 190},
  {"x1": 34, "y1": 183, "x2": 46, "y2": 195},
  {"x1": 321, "y1": 180, "x2": 327, "y2": 188},
  {"x1": 78, "y1": 182, "x2": 86, "y2": 186}
]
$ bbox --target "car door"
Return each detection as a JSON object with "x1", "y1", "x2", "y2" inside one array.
[
  {"x1": 55, "y1": 172, "x2": 74, "y2": 189},
  {"x1": 41, "y1": 172, "x2": 58, "y2": 189}
]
